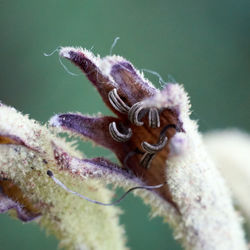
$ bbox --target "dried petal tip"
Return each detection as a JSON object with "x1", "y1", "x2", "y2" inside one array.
[
  {"x1": 59, "y1": 46, "x2": 98, "y2": 67},
  {"x1": 59, "y1": 47, "x2": 78, "y2": 59},
  {"x1": 49, "y1": 114, "x2": 61, "y2": 127}
]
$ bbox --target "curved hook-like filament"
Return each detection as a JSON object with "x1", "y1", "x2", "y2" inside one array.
[
  {"x1": 141, "y1": 136, "x2": 167, "y2": 154},
  {"x1": 128, "y1": 102, "x2": 147, "y2": 126},
  {"x1": 140, "y1": 152, "x2": 155, "y2": 169},
  {"x1": 108, "y1": 89, "x2": 130, "y2": 113},
  {"x1": 109, "y1": 122, "x2": 132, "y2": 142},
  {"x1": 148, "y1": 107, "x2": 160, "y2": 128},
  {"x1": 47, "y1": 170, "x2": 165, "y2": 206}
]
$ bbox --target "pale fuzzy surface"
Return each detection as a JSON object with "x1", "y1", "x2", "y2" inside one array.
[
  {"x1": 166, "y1": 121, "x2": 247, "y2": 249},
  {"x1": 143, "y1": 83, "x2": 191, "y2": 124},
  {"x1": 203, "y1": 130, "x2": 250, "y2": 227},
  {"x1": 0, "y1": 105, "x2": 127, "y2": 250},
  {"x1": 0, "y1": 105, "x2": 82, "y2": 161},
  {"x1": 149, "y1": 85, "x2": 247, "y2": 249},
  {"x1": 169, "y1": 132, "x2": 189, "y2": 157},
  {"x1": 59, "y1": 47, "x2": 100, "y2": 67}
]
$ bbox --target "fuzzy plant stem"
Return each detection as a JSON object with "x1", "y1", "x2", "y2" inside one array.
[{"x1": 165, "y1": 120, "x2": 247, "y2": 250}]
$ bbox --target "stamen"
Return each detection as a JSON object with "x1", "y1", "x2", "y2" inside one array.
[
  {"x1": 141, "y1": 136, "x2": 167, "y2": 153},
  {"x1": 108, "y1": 89, "x2": 130, "y2": 113},
  {"x1": 47, "y1": 170, "x2": 165, "y2": 206},
  {"x1": 128, "y1": 102, "x2": 147, "y2": 126},
  {"x1": 148, "y1": 108, "x2": 160, "y2": 128},
  {"x1": 109, "y1": 122, "x2": 132, "y2": 142},
  {"x1": 140, "y1": 152, "x2": 155, "y2": 169}
]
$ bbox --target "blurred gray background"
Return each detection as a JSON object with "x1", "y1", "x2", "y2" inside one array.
[{"x1": 0, "y1": 0, "x2": 249, "y2": 249}]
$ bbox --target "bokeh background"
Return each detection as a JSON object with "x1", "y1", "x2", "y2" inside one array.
[{"x1": 0, "y1": 0, "x2": 249, "y2": 249}]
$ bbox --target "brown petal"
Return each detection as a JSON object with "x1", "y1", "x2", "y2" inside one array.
[
  {"x1": 50, "y1": 113, "x2": 131, "y2": 155},
  {"x1": 59, "y1": 47, "x2": 157, "y2": 115},
  {"x1": 0, "y1": 180, "x2": 41, "y2": 222},
  {"x1": 0, "y1": 134, "x2": 25, "y2": 145},
  {"x1": 109, "y1": 60, "x2": 156, "y2": 105},
  {"x1": 59, "y1": 48, "x2": 117, "y2": 113}
]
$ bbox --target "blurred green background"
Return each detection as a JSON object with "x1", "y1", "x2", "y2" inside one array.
[{"x1": 0, "y1": 0, "x2": 249, "y2": 249}]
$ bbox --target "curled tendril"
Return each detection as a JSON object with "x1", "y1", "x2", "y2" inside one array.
[{"x1": 47, "y1": 170, "x2": 165, "y2": 206}]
